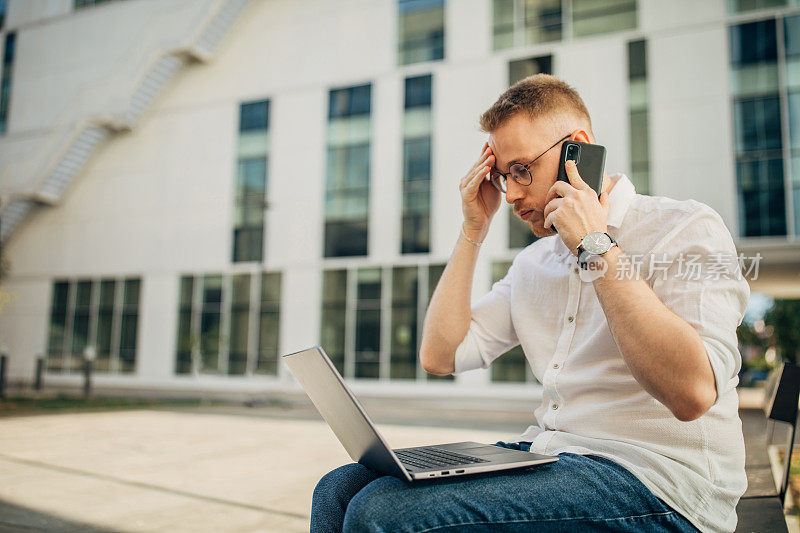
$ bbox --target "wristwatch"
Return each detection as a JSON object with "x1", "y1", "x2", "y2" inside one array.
[{"x1": 576, "y1": 231, "x2": 617, "y2": 270}]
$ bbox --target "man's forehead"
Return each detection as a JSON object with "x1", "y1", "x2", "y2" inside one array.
[{"x1": 489, "y1": 125, "x2": 557, "y2": 167}]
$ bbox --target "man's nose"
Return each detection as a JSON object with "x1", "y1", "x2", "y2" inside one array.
[{"x1": 505, "y1": 179, "x2": 525, "y2": 204}]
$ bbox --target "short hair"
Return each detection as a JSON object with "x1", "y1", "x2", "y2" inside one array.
[{"x1": 479, "y1": 74, "x2": 592, "y2": 134}]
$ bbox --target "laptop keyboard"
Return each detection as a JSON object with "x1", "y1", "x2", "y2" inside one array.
[{"x1": 394, "y1": 447, "x2": 490, "y2": 470}]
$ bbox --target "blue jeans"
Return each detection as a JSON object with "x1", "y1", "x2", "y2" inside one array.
[{"x1": 310, "y1": 442, "x2": 699, "y2": 532}]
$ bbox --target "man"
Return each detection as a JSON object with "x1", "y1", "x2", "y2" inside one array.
[{"x1": 310, "y1": 74, "x2": 748, "y2": 533}]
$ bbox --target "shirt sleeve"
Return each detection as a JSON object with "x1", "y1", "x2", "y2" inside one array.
[
  {"x1": 647, "y1": 202, "x2": 750, "y2": 406},
  {"x1": 453, "y1": 260, "x2": 521, "y2": 374}
]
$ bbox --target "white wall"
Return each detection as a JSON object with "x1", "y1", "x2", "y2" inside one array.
[{"x1": 0, "y1": 0, "x2": 768, "y2": 389}]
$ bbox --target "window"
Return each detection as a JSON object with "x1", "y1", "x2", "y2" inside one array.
[
  {"x1": 628, "y1": 39, "x2": 650, "y2": 195},
  {"x1": 402, "y1": 74, "x2": 433, "y2": 254},
  {"x1": 325, "y1": 84, "x2": 372, "y2": 257},
  {"x1": 729, "y1": 17, "x2": 796, "y2": 237},
  {"x1": 46, "y1": 277, "x2": 140, "y2": 375},
  {"x1": 258, "y1": 272, "x2": 282, "y2": 374},
  {"x1": 785, "y1": 13, "x2": 800, "y2": 236},
  {"x1": 321, "y1": 270, "x2": 348, "y2": 375},
  {"x1": 355, "y1": 268, "x2": 382, "y2": 378},
  {"x1": 489, "y1": 263, "x2": 538, "y2": 383},
  {"x1": 0, "y1": 32, "x2": 15, "y2": 135},
  {"x1": 728, "y1": 0, "x2": 788, "y2": 13},
  {"x1": 233, "y1": 100, "x2": 269, "y2": 262},
  {"x1": 493, "y1": 0, "x2": 635, "y2": 50},
  {"x1": 228, "y1": 274, "x2": 251, "y2": 375},
  {"x1": 507, "y1": 55, "x2": 551, "y2": 250},
  {"x1": 319, "y1": 263, "x2": 451, "y2": 381},
  {"x1": 398, "y1": 0, "x2": 445, "y2": 65},
  {"x1": 175, "y1": 271, "x2": 281, "y2": 376},
  {"x1": 74, "y1": 0, "x2": 123, "y2": 9},
  {"x1": 493, "y1": 0, "x2": 562, "y2": 50},
  {"x1": 571, "y1": 0, "x2": 636, "y2": 38}
]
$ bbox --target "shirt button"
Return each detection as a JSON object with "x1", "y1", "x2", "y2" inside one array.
[
  {"x1": 567, "y1": 315, "x2": 574, "y2": 322},
  {"x1": 552, "y1": 363, "x2": 560, "y2": 369},
  {"x1": 552, "y1": 403, "x2": 559, "y2": 410}
]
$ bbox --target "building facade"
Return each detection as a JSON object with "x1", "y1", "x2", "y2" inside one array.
[{"x1": 0, "y1": 0, "x2": 798, "y2": 395}]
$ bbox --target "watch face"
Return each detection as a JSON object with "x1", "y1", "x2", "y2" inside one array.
[{"x1": 582, "y1": 232, "x2": 612, "y2": 254}]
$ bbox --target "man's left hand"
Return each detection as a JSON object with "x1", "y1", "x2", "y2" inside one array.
[{"x1": 543, "y1": 160, "x2": 610, "y2": 256}]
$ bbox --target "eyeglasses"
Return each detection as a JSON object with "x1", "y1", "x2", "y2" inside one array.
[{"x1": 489, "y1": 134, "x2": 571, "y2": 193}]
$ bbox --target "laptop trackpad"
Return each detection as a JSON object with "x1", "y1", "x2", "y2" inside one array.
[{"x1": 466, "y1": 446, "x2": 517, "y2": 456}]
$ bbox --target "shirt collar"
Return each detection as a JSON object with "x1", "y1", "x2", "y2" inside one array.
[
  {"x1": 551, "y1": 173, "x2": 636, "y2": 257},
  {"x1": 605, "y1": 173, "x2": 636, "y2": 229}
]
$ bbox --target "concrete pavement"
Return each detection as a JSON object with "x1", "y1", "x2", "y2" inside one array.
[
  {"x1": 0, "y1": 409, "x2": 511, "y2": 532},
  {"x1": 0, "y1": 388, "x2": 772, "y2": 532}
]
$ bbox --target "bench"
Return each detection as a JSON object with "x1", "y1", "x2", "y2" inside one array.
[{"x1": 734, "y1": 362, "x2": 799, "y2": 533}]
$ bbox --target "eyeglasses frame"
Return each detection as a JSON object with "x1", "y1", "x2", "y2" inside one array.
[{"x1": 489, "y1": 133, "x2": 572, "y2": 193}]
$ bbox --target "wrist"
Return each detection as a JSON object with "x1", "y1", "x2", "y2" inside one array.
[{"x1": 462, "y1": 222, "x2": 488, "y2": 243}]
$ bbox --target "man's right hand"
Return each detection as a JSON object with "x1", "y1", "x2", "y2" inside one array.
[{"x1": 460, "y1": 142, "x2": 502, "y2": 242}]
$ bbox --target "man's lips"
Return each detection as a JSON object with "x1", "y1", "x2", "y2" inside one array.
[{"x1": 517, "y1": 209, "x2": 537, "y2": 221}]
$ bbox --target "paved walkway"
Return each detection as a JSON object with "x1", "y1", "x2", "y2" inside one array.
[
  {"x1": 0, "y1": 409, "x2": 508, "y2": 532},
  {"x1": 0, "y1": 388, "x2": 778, "y2": 532}
]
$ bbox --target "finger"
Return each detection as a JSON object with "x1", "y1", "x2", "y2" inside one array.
[
  {"x1": 564, "y1": 160, "x2": 589, "y2": 190},
  {"x1": 466, "y1": 164, "x2": 490, "y2": 193},
  {"x1": 462, "y1": 153, "x2": 492, "y2": 188},
  {"x1": 543, "y1": 197, "x2": 563, "y2": 222},
  {"x1": 543, "y1": 208, "x2": 557, "y2": 232},
  {"x1": 545, "y1": 181, "x2": 574, "y2": 205},
  {"x1": 470, "y1": 149, "x2": 494, "y2": 175}
]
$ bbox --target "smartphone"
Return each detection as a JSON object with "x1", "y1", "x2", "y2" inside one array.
[{"x1": 557, "y1": 140, "x2": 606, "y2": 197}]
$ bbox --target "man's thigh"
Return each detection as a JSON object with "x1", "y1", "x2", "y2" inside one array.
[{"x1": 342, "y1": 453, "x2": 697, "y2": 532}]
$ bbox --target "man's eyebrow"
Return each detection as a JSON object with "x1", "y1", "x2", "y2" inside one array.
[{"x1": 497, "y1": 156, "x2": 534, "y2": 172}]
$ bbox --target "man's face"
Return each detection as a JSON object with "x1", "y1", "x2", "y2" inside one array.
[{"x1": 488, "y1": 113, "x2": 580, "y2": 238}]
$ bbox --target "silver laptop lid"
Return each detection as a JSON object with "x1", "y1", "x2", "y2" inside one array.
[{"x1": 282, "y1": 346, "x2": 411, "y2": 481}]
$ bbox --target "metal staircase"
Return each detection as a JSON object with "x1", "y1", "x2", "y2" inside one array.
[{"x1": 0, "y1": 0, "x2": 250, "y2": 244}]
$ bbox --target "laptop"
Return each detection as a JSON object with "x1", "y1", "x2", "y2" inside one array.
[{"x1": 282, "y1": 346, "x2": 558, "y2": 482}]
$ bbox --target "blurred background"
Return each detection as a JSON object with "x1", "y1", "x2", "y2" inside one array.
[{"x1": 0, "y1": 0, "x2": 799, "y2": 401}]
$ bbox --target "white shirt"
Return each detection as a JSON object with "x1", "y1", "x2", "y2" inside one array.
[{"x1": 454, "y1": 174, "x2": 749, "y2": 533}]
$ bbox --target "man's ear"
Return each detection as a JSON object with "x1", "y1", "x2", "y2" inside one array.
[{"x1": 569, "y1": 129, "x2": 591, "y2": 143}]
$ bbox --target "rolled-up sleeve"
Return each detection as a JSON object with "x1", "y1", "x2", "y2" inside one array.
[
  {"x1": 649, "y1": 203, "x2": 750, "y2": 405},
  {"x1": 453, "y1": 261, "x2": 521, "y2": 374}
]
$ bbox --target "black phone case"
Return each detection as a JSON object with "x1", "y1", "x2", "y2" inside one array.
[{"x1": 557, "y1": 140, "x2": 606, "y2": 197}]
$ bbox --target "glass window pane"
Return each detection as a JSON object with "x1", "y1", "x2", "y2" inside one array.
[
  {"x1": 405, "y1": 74, "x2": 432, "y2": 109},
  {"x1": 75, "y1": 280, "x2": 92, "y2": 308},
  {"x1": 728, "y1": 0, "x2": 787, "y2": 13},
  {"x1": 47, "y1": 281, "x2": 70, "y2": 368},
  {"x1": 257, "y1": 272, "x2": 281, "y2": 375},
  {"x1": 329, "y1": 84, "x2": 371, "y2": 119},
  {"x1": 200, "y1": 275, "x2": 222, "y2": 372},
  {"x1": 523, "y1": 0, "x2": 562, "y2": 45},
  {"x1": 734, "y1": 96, "x2": 783, "y2": 153},
  {"x1": 119, "y1": 312, "x2": 138, "y2": 373},
  {"x1": 493, "y1": 0, "x2": 515, "y2": 50},
  {"x1": 355, "y1": 267, "x2": 381, "y2": 378},
  {"x1": 391, "y1": 266, "x2": 418, "y2": 379},
  {"x1": 123, "y1": 279, "x2": 140, "y2": 307},
  {"x1": 509, "y1": 55, "x2": 552, "y2": 85},
  {"x1": 730, "y1": 19, "x2": 777, "y2": 66},
  {"x1": 737, "y1": 158, "x2": 787, "y2": 237},
  {"x1": 179, "y1": 276, "x2": 194, "y2": 308},
  {"x1": 321, "y1": 270, "x2": 347, "y2": 376},
  {"x1": 256, "y1": 311, "x2": 280, "y2": 375},
  {"x1": 240, "y1": 100, "x2": 269, "y2": 131},
  {"x1": 398, "y1": 0, "x2": 445, "y2": 65},
  {"x1": 572, "y1": 0, "x2": 636, "y2": 38}
]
